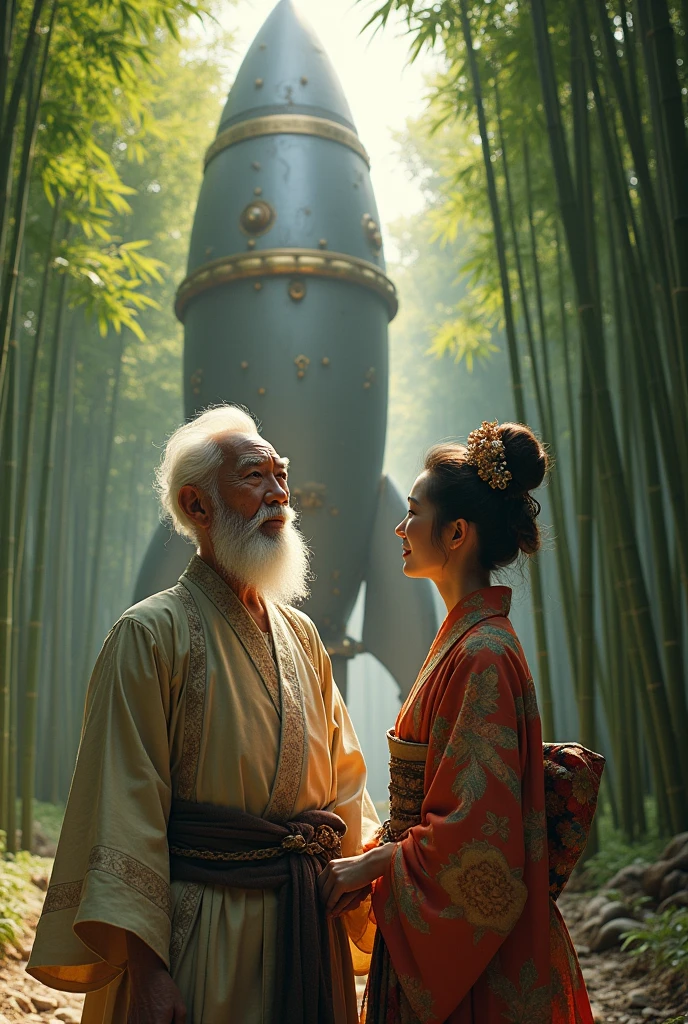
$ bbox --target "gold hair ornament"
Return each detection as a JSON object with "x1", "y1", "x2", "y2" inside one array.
[{"x1": 465, "y1": 420, "x2": 512, "y2": 491}]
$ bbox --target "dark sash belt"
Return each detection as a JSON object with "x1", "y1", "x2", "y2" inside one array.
[{"x1": 168, "y1": 799, "x2": 346, "y2": 1024}]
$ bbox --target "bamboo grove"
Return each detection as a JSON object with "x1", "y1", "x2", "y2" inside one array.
[
  {"x1": 0, "y1": 0, "x2": 234, "y2": 852},
  {"x1": 1, "y1": 0, "x2": 688, "y2": 854},
  {"x1": 364, "y1": 0, "x2": 688, "y2": 840}
]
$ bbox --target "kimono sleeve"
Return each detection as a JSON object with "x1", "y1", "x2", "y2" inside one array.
[
  {"x1": 373, "y1": 648, "x2": 530, "y2": 1022},
  {"x1": 28, "y1": 615, "x2": 176, "y2": 992},
  {"x1": 311, "y1": 627, "x2": 379, "y2": 972}
]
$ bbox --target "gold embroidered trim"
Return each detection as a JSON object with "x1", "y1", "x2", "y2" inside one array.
[
  {"x1": 386, "y1": 731, "x2": 427, "y2": 838},
  {"x1": 42, "y1": 848, "x2": 171, "y2": 918},
  {"x1": 280, "y1": 605, "x2": 316, "y2": 672},
  {"x1": 170, "y1": 882, "x2": 203, "y2": 974},
  {"x1": 184, "y1": 556, "x2": 281, "y2": 716},
  {"x1": 89, "y1": 846, "x2": 172, "y2": 917},
  {"x1": 403, "y1": 591, "x2": 513, "y2": 715},
  {"x1": 173, "y1": 581, "x2": 207, "y2": 801},
  {"x1": 42, "y1": 879, "x2": 83, "y2": 915},
  {"x1": 264, "y1": 609, "x2": 308, "y2": 822}
]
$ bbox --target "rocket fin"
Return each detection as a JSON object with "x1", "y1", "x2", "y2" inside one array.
[
  {"x1": 133, "y1": 522, "x2": 195, "y2": 604},
  {"x1": 362, "y1": 475, "x2": 438, "y2": 700}
]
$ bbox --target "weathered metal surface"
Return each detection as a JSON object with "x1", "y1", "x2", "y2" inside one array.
[{"x1": 135, "y1": 0, "x2": 437, "y2": 698}]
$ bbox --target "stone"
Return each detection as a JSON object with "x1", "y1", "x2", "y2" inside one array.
[
  {"x1": 591, "y1": 917, "x2": 641, "y2": 952},
  {"x1": 32, "y1": 996, "x2": 59, "y2": 1013},
  {"x1": 8, "y1": 992, "x2": 36, "y2": 1013},
  {"x1": 658, "y1": 889, "x2": 688, "y2": 913},
  {"x1": 640, "y1": 1009, "x2": 661, "y2": 1019},
  {"x1": 604, "y1": 863, "x2": 647, "y2": 897},
  {"x1": 644, "y1": 847, "x2": 688, "y2": 898},
  {"x1": 586, "y1": 894, "x2": 611, "y2": 917},
  {"x1": 658, "y1": 868, "x2": 688, "y2": 903},
  {"x1": 598, "y1": 901, "x2": 634, "y2": 926},
  {"x1": 660, "y1": 832, "x2": 688, "y2": 861},
  {"x1": 30, "y1": 873, "x2": 49, "y2": 892},
  {"x1": 627, "y1": 988, "x2": 650, "y2": 1008}
]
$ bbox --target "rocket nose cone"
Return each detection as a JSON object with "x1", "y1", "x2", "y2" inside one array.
[{"x1": 218, "y1": 0, "x2": 356, "y2": 133}]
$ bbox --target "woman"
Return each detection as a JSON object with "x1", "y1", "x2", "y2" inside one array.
[{"x1": 319, "y1": 421, "x2": 596, "y2": 1023}]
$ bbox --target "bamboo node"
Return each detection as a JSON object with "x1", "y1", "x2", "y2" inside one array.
[{"x1": 577, "y1": 303, "x2": 595, "y2": 313}]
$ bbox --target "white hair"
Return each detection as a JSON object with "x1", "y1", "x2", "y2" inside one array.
[{"x1": 156, "y1": 404, "x2": 259, "y2": 541}]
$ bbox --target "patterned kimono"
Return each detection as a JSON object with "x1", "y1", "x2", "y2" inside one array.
[{"x1": 367, "y1": 586, "x2": 593, "y2": 1024}]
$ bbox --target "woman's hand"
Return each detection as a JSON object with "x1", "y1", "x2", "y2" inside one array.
[{"x1": 318, "y1": 844, "x2": 396, "y2": 916}]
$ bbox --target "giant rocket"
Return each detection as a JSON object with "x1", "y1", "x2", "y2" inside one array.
[{"x1": 135, "y1": 0, "x2": 437, "y2": 697}]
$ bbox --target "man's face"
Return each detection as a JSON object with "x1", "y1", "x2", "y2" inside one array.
[{"x1": 216, "y1": 434, "x2": 290, "y2": 533}]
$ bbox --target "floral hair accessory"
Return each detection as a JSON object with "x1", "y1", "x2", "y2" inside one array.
[{"x1": 465, "y1": 420, "x2": 512, "y2": 491}]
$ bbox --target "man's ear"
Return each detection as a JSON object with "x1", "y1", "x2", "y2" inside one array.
[{"x1": 178, "y1": 485, "x2": 212, "y2": 529}]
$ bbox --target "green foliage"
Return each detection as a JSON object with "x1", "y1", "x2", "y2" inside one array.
[
  {"x1": 32, "y1": 801, "x2": 65, "y2": 843},
  {"x1": 622, "y1": 906, "x2": 688, "y2": 977},
  {"x1": 0, "y1": 833, "x2": 48, "y2": 953},
  {"x1": 580, "y1": 800, "x2": 664, "y2": 889}
]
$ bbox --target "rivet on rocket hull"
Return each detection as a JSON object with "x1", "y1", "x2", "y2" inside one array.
[{"x1": 134, "y1": 0, "x2": 437, "y2": 698}]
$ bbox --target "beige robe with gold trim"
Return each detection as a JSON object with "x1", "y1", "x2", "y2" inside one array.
[{"x1": 28, "y1": 556, "x2": 378, "y2": 1024}]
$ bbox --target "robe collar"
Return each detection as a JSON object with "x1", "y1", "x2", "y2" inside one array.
[
  {"x1": 439, "y1": 585, "x2": 512, "y2": 647},
  {"x1": 180, "y1": 555, "x2": 308, "y2": 822},
  {"x1": 407, "y1": 586, "x2": 513, "y2": 708}
]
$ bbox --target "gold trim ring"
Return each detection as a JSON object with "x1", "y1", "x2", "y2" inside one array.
[
  {"x1": 175, "y1": 248, "x2": 398, "y2": 321},
  {"x1": 204, "y1": 114, "x2": 370, "y2": 169}
]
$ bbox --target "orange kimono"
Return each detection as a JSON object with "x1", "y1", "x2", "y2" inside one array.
[{"x1": 367, "y1": 586, "x2": 593, "y2": 1024}]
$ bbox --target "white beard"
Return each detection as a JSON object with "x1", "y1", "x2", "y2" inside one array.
[{"x1": 209, "y1": 501, "x2": 311, "y2": 606}]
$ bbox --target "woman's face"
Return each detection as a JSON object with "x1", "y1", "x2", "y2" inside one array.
[{"x1": 395, "y1": 471, "x2": 452, "y2": 581}]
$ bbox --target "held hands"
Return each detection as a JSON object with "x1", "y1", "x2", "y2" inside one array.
[
  {"x1": 317, "y1": 843, "x2": 396, "y2": 917},
  {"x1": 126, "y1": 932, "x2": 187, "y2": 1024}
]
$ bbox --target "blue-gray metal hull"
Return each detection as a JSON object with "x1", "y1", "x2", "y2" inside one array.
[{"x1": 134, "y1": 0, "x2": 438, "y2": 695}]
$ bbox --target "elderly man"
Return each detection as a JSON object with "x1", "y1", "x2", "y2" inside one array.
[{"x1": 29, "y1": 404, "x2": 378, "y2": 1024}]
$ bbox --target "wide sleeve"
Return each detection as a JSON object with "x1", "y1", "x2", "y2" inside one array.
[
  {"x1": 372, "y1": 648, "x2": 529, "y2": 1022},
  {"x1": 28, "y1": 615, "x2": 176, "y2": 992},
  {"x1": 310, "y1": 627, "x2": 379, "y2": 971}
]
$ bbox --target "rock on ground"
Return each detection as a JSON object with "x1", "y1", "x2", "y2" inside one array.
[
  {"x1": 0, "y1": 870, "x2": 83, "y2": 1023},
  {"x1": 561, "y1": 891, "x2": 688, "y2": 1024},
  {"x1": 2, "y1": 875, "x2": 687, "y2": 1023}
]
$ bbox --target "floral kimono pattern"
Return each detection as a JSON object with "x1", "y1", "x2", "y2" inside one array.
[{"x1": 367, "y1": 587, "x2": 593, "y2": 1024}]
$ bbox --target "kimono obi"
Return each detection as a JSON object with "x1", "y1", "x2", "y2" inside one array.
[
  {"x1": 380, "y1": 732, "x2": 605, "y2": 903},
  {"x1": 380, "y1": 729, "x2": 428, "y2": 842}
]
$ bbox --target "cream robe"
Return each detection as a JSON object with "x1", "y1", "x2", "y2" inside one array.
[{"x1": 28, "y1": 556, "x2": 378, "y2": 1024}]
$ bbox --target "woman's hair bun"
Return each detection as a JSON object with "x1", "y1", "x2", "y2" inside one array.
[{"x1": 499, "y1": 422, "x2": 548, "y2": 496}]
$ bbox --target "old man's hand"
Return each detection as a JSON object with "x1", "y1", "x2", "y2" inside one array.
[{"x1": 126, "y1": 932, "x2": 186, "y2": 1024}]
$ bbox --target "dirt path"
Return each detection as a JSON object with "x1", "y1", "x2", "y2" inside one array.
[
  {"x1": 561, "y1": 893, "x2": 688, "y2": 1024},
  {"x1": 0, "y1": 871, "x2": 83, "y2": 1024},
  {"x1": 1, "y1": 881, "x2": 686, "y2": 1022}
]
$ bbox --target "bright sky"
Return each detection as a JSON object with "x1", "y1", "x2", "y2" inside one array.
[{"x1": 228, "y1": 0, "x2": 440, "y2": 251}]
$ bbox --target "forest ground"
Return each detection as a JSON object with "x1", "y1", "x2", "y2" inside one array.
[{"x1": 1, "y1": 869, "x2": 687, "y2": 1022}]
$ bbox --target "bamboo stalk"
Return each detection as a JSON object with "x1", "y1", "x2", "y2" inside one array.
[
  {"x1": 530, "y1": 0, "x2": 687, "y2": 830},
  {"x1": 20, "y1": 264, "x2": 68, "y2": 850},
  {"x1": 0, "y1": 0, "x2": 57, "y2": 396},
  {"x1": 0, "y1": 0, "x2": 47, "y2": 246},
  {"x1": 0, "y1": 336, "x2": 18, "y2": 837},
  {"x1": 635, "y1": 0, "x2": 688, "y2": 390},
  {"x1": 79, "y1": 335, "x2": 126, "y2": 693},
  {"x1": 458, "y1": 0, "x2": 556, "y2": 738}
]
